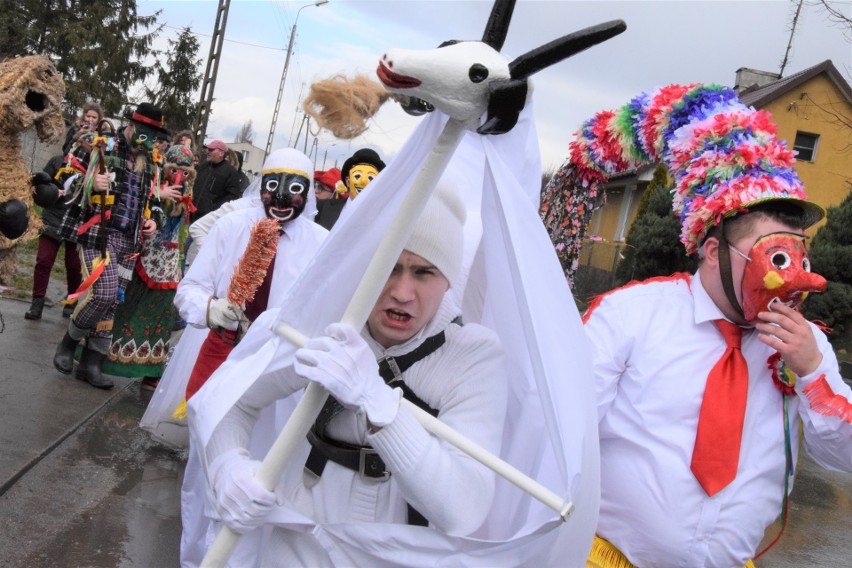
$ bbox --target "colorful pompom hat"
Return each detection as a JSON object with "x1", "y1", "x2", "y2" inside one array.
[
  {"x1": 566, "y1": 83, "x2": 824, "y2": 254},
  {"x1": 165, "y1": 144, "x2": 195, "y2": 168}
]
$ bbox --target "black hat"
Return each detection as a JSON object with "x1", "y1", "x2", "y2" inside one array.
[
  {"x1": 127, "y1": 102, "x2": 170, "y2": 137},
  {"x1": 341, "y1": 148, "x2": 385, "y2": 184}
]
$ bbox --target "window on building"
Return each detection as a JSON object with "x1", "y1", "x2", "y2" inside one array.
[{"x1": 793, "y1": 131, "x2": 819, "y2": 162}]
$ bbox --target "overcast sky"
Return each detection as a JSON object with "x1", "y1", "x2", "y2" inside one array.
[{"x1": 138, "y1": 0, "x2": 851, "y2": 171}]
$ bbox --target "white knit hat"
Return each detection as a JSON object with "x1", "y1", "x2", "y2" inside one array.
[
  {"x1": 263, "y1": 148, "x2": 313, "y2": 193},
  {"x1": 405, "y1": 180, "x2": 466, "y2": 288}
]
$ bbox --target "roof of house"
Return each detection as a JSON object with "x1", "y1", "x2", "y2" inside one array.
[{"x1": 739, "y1": 59, "x2": 852, "y2": 108}]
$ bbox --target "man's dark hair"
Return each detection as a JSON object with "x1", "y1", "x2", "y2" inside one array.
[{"x1": 705, "y1": 201, "x2": 808, "y2": 246}]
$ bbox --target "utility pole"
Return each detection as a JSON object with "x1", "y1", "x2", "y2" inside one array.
[
  {"x1": 779, "y1": 0, "x2": 804, "y2": 77},
  {"x1": 292, "y1": 112, "x2": 309, "y2": 150},
  {"x1": 194, "y1": 0, "x2": 231, "y2": 146},
  {"x1": 310, "y1": 138, "x2": 319, "y2": 170},
  {"x1": 264, "y1": 0, "x2": 329, "y2": 160}
]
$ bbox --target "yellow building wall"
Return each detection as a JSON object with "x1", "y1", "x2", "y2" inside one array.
[
  {"x1": 583, "y1": 187, "x2": 625, "y2": 271},
  {"x1": 761, "y1": 73, "x2": 852, "y2": 235}
]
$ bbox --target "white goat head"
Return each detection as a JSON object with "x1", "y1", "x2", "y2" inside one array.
[{"x1": 376, "y1": 0, "x2": 626, "y2": 135}]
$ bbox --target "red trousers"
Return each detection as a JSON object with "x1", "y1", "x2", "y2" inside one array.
[
  {"x1": 32, "y1": 235, "x2": 82, "y2": 299},
  {"x1": 185, "y1": 328, "x2": 238, "y2": 400}
]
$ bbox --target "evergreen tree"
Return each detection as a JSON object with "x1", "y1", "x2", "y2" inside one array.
[
  {"x1": 614, "y1": 166, "x2": 698, "y2": 285},
  {"x1": 0, "y1": 0, "x2": 41, "y2": 56},
  {"x1": 146, "y1": 26, "x2": 201, "y2": 133},
  {"x1": 1, "y1": 0, "x2": 161, "y2": 115},
  {"x1": 802, "y1": 186, "x2": 852, "y2": 336}
]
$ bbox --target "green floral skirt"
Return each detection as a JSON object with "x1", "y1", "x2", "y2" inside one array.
[{"x1": 102, "y1": 274, "x2": 178, "y2": 378}]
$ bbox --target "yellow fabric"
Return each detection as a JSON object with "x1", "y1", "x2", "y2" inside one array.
[
  {"x1": 587, "y1": 536, "x2": 755, "y2": 568},
  {"x1": 90, "y1": 193, "x2": 115, "y2": 205},
  {"x1": 587, "y1": 536, "x2": 636, "y2": 568},
  {"x1": 172, "y1": 399, "x2": 188, "y2": 421}
]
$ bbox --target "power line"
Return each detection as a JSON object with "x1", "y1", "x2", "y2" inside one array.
[{"x1": 162, "y1": 23, "x2": 285, "y2": 52}]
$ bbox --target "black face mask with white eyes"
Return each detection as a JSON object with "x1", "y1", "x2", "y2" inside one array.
[{"x1": 260, "y1": 171, "x2": 309, "y2": 225}]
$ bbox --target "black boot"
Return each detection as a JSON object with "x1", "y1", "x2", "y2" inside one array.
[
  {"x1": 62, "y1": 303, "x2": 74, "y2": 318},
  {"x1": 24, "y1": 298, "x2": 44, "y2": 320},
  {"x1": 76, "y1": 346, "x2": 114, "y2": 389},
  {"x1": 53, "y1": 332, "x2": 80, "y2": 374}
]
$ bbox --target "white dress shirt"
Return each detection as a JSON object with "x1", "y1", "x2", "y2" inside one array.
[
  {"x1": 175, "y1": 206, "x2": 327, "y2": 328},
  {"x1": 585, "y1": 271, "x2": 852, "y2": 567}
]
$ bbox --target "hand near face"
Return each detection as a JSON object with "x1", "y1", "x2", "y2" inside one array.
[
  {"x1": 141, "y1": 218, "x2": 157, "y2": 238},
  {"x1": 158, "y1": 184, "x2": 182, "y2": 203},
  {"x1": 755, "y1": 301, "x2": 822, "y2": 376}
]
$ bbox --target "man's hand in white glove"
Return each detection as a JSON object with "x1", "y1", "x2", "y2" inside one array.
[
  {"x1": 208, "y1": 448, "x2": 276, "y2": 535},
  {"x1": 207, "y1": 297, "x2": 242, "y2": 331},
  {"x1": 294, "y1": 323, "x2": 401, "y2": 427}
]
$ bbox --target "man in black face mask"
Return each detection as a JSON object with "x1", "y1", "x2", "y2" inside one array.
[
  {"x1": 173, "y1": 148, "x2": 327, "y2": 411},
  {"x1": 166, "y1": 147, "x2": 327, "y2": 566}
]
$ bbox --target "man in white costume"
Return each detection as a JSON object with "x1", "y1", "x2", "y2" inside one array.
[
  {"x1": 137, "y1": 148, "x2": 326, "y2": 564},
  {"x1": 185, "y1": 0, "x2": 629, "y2": 560},
  {"x1": 186, "y1": 102, "x2": 600, "y2": 567},
  {"x1": 199, "y1": 182, "x2": 509, "y2": 565}
]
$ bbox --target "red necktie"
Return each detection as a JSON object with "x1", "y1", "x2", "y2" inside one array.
[{"x1": 690, "y1": 320, "x2": 749, "y2": 496}]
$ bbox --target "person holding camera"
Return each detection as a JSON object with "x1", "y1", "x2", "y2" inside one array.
[{"x1": 61, "y1": 102, "x2": 102, "y2": 155}]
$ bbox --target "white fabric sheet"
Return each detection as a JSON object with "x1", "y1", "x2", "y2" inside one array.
[{"x1": 189, "y1": 105, "x2": 599, "y2": 566}]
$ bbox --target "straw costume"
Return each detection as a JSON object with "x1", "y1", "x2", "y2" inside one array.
[{"x1": 0, "y1": 55, "x2": 65, "y2": 284}]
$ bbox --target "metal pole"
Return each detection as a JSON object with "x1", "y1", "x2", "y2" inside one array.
[
  {"x1": 194, "y1": 0, "x2": 232, "y2": 145},
  {"x1": 264, "y1": 22, "x2": 297, "y2": 160},
  {"x1": 303, "y1": 115, "x2": 310, "y2": 153},
  {"x1": 265, "y1": 0, "x2": 328, "y2": 160}
]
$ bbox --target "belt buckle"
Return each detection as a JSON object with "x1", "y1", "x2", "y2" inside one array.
[{"x1": 359, "y1": 447, "x2": 390, "y2": 481}]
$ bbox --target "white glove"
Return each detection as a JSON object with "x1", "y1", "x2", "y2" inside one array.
[
  {"x1": 294, "y1": 323, "x2": 401, "y2": 427},
  {"x1": 207, "y1": 297, "x2": 242, "y2": 331},
  {"x1": 208, "y1": 448, "x2": 276, "y2": 535}
]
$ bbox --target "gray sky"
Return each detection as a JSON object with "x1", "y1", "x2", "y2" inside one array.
[{"x1": 140, "y1": 0, "x2": 851, "y2": 170}]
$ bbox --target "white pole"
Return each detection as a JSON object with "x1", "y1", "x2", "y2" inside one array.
[
  {"x1": 202, "y1": 118, "x2": 467, "y2": 567},
  {"x1": 405, "y1": 402, "x2": 574, "y2": 521}
]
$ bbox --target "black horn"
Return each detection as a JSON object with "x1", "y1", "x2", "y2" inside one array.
[
  {"x1": 508, "y1": 20, "x2": 627, "y2": 80},
  {"x1": 481, "y1": 0, "x2": 517, "y2": 50}
]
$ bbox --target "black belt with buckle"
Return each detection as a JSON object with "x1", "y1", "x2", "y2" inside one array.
[{"x1": 305, "y1": 429, "x2": 390, "y2": 480}]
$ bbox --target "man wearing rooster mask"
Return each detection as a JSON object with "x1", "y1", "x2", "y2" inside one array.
[
  {"x1": 53, "y1": 102, "x2": 175, "y2": 389},
  {"x1": 566, "y1": 85, "x2": 852, "y2": 567}
]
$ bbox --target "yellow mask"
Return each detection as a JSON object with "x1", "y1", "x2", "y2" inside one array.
[{"x1": 347, "y1": 163, "x2": 379, "y2": 198}]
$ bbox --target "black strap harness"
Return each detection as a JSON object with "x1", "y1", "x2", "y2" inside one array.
[
  {"x1": 304, "y1": 330, "x2": 446, "y2": 526},
  {"x1": 716, "y1": 218, "x2": 746, "y2": 319}
]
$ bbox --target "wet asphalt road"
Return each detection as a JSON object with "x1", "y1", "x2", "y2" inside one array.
[{"x1": 0, "y1": 295, "x2": 851, "y2": 567}]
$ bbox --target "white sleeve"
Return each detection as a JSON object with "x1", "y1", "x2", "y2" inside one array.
[
  {"x1": 583, "y1": 294, "x2": 632, "y2": 423},
  {"x1": 368, "y1": 329, "x2": 507, "y2": 536},
  {"x1": 175, "y1": 219, "x2": 229, "y2": 328},
  {"x1": 205, "y1": 359, "x2": 308, "y2": 466},
  {"x1": 796, "y1": 324, "x2": 852, "y2": 472},
  {"x1": 189, "y1": 200, "x2": 238, "y2": 246}
]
